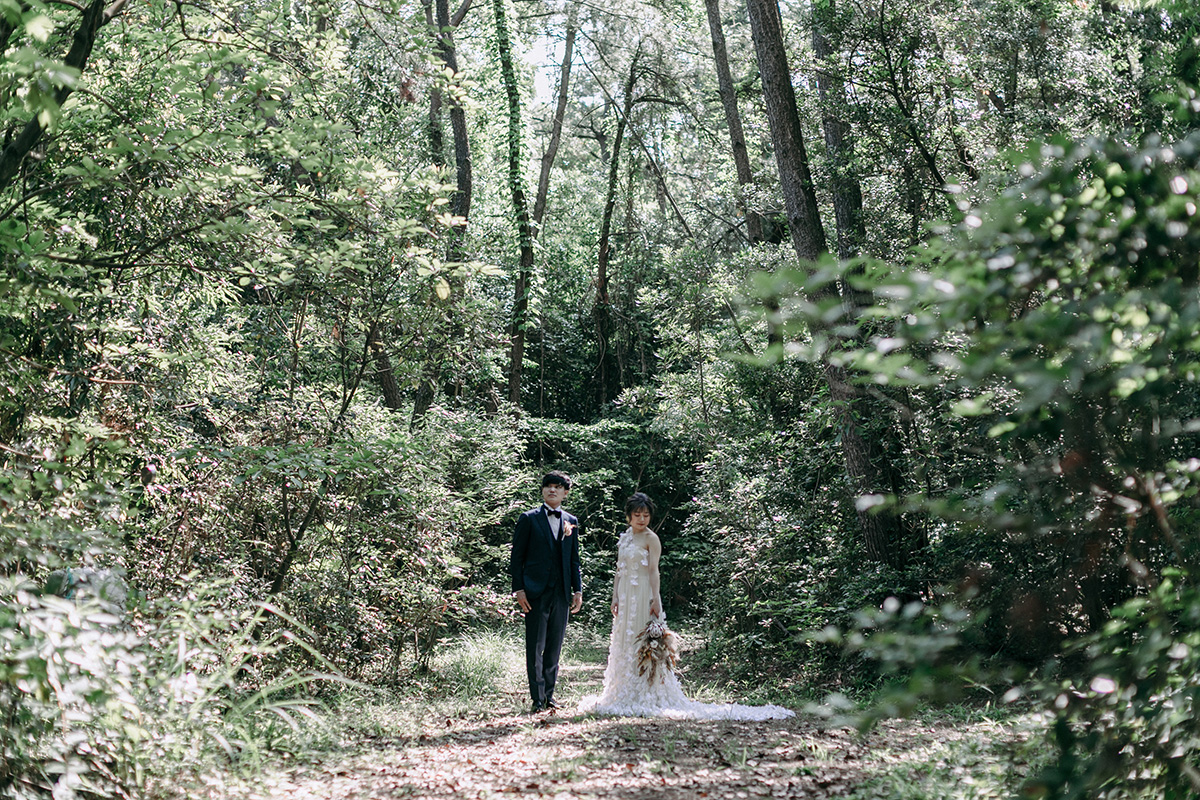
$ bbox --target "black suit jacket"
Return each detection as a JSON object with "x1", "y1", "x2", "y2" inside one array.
[{"x1": 510, "y1": 507, "x2": 583, "y2": 601}]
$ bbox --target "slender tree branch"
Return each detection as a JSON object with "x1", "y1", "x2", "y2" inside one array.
[{"x1": 449, "y1": 0, "x2": 471, "y2": 27}]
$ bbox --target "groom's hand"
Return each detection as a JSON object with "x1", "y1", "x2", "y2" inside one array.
[
  {"x1": 570, "y1": 592, "x2": 582, "y2": 614},
  {"x1": 515, "y1": 590, "x2": 531, "y2": 613}
]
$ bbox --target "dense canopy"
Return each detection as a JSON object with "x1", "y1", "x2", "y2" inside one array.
[{"x1": 2, "y1": 0, "x2": 1199, "y2": 795}]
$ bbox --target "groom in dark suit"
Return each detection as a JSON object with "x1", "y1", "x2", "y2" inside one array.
[{"x1": 511, "y1": 470, "x2": 583, "y2": 712}]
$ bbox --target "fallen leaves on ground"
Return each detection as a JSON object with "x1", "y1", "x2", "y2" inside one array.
[
  {"x1": 184, "y1": 662, "x2": 1031, "y2": 800},
  {"x1": 192, "y1": 711, "x2": 1026, "y2": 800}
]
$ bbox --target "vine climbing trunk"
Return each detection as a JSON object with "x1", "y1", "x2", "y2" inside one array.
[{"x1": 493, "y1": 0, "x2": 537, "y2": 406}]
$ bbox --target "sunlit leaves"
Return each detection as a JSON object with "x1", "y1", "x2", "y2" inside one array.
[
  {"x1": 779, "y1": 123, "x2": 1200, "y2": 793},
  {"x1": 1022, "y1": 574, "x2": 1200, "y2": 799}
]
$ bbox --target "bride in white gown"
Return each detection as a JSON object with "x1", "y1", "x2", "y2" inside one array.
[{"x1": 579, "y1": 493, "x2": 794, "y2": 721}]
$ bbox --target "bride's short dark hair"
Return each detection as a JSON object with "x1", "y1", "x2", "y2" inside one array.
[{"x1": 625, "y1": 492, "x2": 654, "y2": 517}]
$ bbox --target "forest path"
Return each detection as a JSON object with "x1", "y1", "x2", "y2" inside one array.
[{"x1": 210, "y1": 652, "x2": 1022, "y2": 800}]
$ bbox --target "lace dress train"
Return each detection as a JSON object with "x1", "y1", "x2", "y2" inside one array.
[{"x1": 578, "y1": 530, "x2": 794, "y2": 721}]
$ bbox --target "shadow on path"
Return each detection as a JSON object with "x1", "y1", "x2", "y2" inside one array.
[{"x1": 200, "y1": 641, "x2": 1024, "y2": 800}]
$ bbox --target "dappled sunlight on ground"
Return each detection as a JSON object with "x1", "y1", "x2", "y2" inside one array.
[{"x1": 184, "y1": 634, "x2": 1035, "y2": 800}]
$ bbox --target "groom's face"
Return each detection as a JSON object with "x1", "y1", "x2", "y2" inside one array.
[{"x1": 542, "y1": 483, "x2": 568, "y2": 510}]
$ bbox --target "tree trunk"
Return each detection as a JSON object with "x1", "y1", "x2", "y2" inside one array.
[
  {"x1": 746, "y1": 0, "x2": 822, "y2": 352},
  {"x1": 423, "y1": 0, "x2": 445, "y2": 167},
  {"x1": 369, "y1": 324, "x2": 403, "y2": 411},
  {"x1": 413, "y1": 0, "x2": 474, "y2": 427},
  {"x1": 532, "y1": 5, "x2": 577, "y2": 235},
  {"x1": 747, "y1": 0, "x2": 911, "y2": 569},
  {"x1": 595, "y1": 51, "x2": 639, "y2": 408},
  {"x1": 745, "y1": 0, "x2": 825, "y2": 262},
  {"x1": 812, "y1": 3, "x2": 875, "y2": 320},
  {"x1": 703, "y1": 0, "x2": 763, "y2": 244},
  {"x1": 435, "y1": 0, "x2": 472, "y2": 247},
  {"x1": 812, "y1": 10, "x2": 864, "y2": 264},
  {"x1": 493, "y1": 0, "x2": 537, "y2": 406},
  {"x1": 525, "y1": 6, "x2": 576, "y2": 415}
]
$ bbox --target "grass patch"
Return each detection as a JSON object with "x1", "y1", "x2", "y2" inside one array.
[
  {"x1": 845, "y1": 712, "x2": 1048, "y2": 800},
  {"x1": 428, "y1": 628, "x2": 526, "y2": 701},
  {"x1": 264, "y1": 628, "x2": 529, "y2": 757},
  {"x1": 562, "y1": 624, "x2": 610, "y2": 664}
]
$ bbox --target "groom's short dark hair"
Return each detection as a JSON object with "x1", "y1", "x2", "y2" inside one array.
[{"x1": 541, "y1": 470, "x2": 571, "y2": 490}]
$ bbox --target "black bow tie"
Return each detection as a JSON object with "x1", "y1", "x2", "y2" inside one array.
[{"x1": 546, "y1": 508, "x2": 562, "y2": 518}]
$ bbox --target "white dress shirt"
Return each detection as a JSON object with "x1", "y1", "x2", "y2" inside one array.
[{"x1": 544, "y1": 505, "x2": 563, "y2": 539}]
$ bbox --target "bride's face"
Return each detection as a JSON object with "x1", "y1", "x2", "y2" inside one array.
[{"x1": 628, "y1": 509, "x2": 651, "y2": 533}]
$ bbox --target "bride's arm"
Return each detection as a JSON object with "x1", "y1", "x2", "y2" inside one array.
[
  {"x1": 611, "y1": 560, "x2": 620, "y2": 616},
  {"x1": 647, "y1": 533, "x2": 663, "y2": 618}
]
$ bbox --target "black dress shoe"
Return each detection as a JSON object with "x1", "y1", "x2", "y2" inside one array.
[
  {"x1": 531, "y1": 701, "x2": 545, "y2": 713},
  {"x1": 545, "y1": 698, "x2": 562, "y2": 710}
]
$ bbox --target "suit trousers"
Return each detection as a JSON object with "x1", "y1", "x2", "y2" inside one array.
[{"x1": 525, "y1": 587, "x2": 569, "y2": 705}]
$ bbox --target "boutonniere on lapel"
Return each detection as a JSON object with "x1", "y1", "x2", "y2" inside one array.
[{"x1": 561, "y1": 522, "x2": 576, "y2": 538}]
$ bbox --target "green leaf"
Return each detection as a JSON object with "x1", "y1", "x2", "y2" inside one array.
[{"x1": 23, "y1": 13, "x2": 53, "y2": 41}]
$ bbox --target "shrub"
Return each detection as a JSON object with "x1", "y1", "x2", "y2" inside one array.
[{"x1": 800, "y1": 116, "x2": 1200, "y2": 794}]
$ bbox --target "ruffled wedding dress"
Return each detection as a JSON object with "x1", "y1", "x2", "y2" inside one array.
[{"x1": 578, "y1": 529, "x2": 794, "y2": 721}]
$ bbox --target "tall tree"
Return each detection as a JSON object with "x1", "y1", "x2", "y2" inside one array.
[
  {"x1": 493, "y1": 0, "x2": 537, "y2": 405},
  {"x1": 532, "y1": 4, "x2": 578, "y2": 235},
  {"x1": 522, "y1": 6, "x2": 578, "y2": 418},
  {"x1": 433, "y1": 0, "x2": 474, "y2": 234},
  {"x1": 413, "y1": 0, "x2": 475, "y2": 424},
  {"x1": 746, "y1": 0, "x2": 912, "y2": 568},
  {"x1": 812, "y1": 2, "x2": 863, "y2": 263},
  {"x1": 811, "y1": 0, "x2": 877, "y2": 322},
  {"x1": 703, "y1": 0, "x2": 763, "y2": 244},
  {"x1": 594, "y1": 47, "x2": 641, "y2": 408}
]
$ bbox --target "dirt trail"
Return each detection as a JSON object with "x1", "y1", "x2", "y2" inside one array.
[{"x1": 200, "y1": 654, "x2": 1018, "y2": 799}]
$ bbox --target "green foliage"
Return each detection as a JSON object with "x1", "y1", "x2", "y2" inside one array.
[
  {"x1": 2, "y1": 0, "x2": 471, "y2": 789},
  {"x1": 126, "y1": 402, "x2": 529, "y2": 683},
  {"x1": 0, "y1": 439, "x2": 138, "y2": 797},
  {"x1": 1022, "y1": 573, "x2": 1200, "y2": 799},
  {"x1": 680, "y1": 421, "x2": 844, "y2": 671},
  {"x1": 2, "y1": 0, "x2": 1198, "y2": 790},
  {"x1": 0, "y1": 583, "x2": 142, "y2": 799},
  {"x1": 776, "y1": 116, "x2": 1200, "y2": 795},
  {"x1": 0, "y1": 440, "x2": 336, "y2": 798}
]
